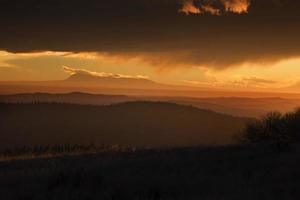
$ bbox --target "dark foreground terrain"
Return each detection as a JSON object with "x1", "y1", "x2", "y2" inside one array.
[{"x1": 0, "y1": 145, "x2": 300, "y2": 200}]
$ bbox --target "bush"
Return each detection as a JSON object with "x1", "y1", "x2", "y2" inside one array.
[{"x1": 238, "y1": 109, "x2": 300, "y2": 146}]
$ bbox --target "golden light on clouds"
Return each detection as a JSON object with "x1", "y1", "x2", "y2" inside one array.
[
  {"x1": 201, "y1": 5, "x2": 221, "y2": 16},
  {"x1": 184, "y1": 59, "x2": 300, "y2": 91},
  {"x1": 179, "y1": 0, "x2": 250, "y2": 15},
  {"x1": 179, "y1": 0, "x2": 201, "y2": 15},
  {"x1": 63, "y1": 66, "x2": 149, "y2": 80},
  {"x1": 221, "y1": 0, "x2": 250, "y2": 14},
  {"x1": 1, "y1": 50, "x2": 300, "y2": 93}
]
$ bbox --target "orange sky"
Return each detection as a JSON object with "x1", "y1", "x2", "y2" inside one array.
[
  {"x1": 1, "y1": 1, "x2": 300, "y2": 95},
  {"x1": 1, "y1": 50, "x2": 300, "y2": 93}
]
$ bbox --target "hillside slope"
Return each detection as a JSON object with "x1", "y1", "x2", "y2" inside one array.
[
  {"x1": 1, "y1": 93, "x2": 300, "y2": 117},
  {"x1": 0, "y1": 102, "x2": 248, "y2": 147}
]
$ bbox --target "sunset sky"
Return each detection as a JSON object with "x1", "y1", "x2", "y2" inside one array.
[{"x1": 1, "y1": 0, "x2": 300, "y2": 93}]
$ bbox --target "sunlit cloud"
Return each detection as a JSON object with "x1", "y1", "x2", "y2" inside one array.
[
  {"x1": 228, "y1": 76, "x2": 277, "y2": 88},
  {"x1": 179, "y1": 0, "x2": 202, "y2": 15},
  {"x1": 201, "y1": 4, "x2": 221, "y2": 16},
  {"x1": 179, "y1": 0, "x2": 250, "y2": 15},
  {"x1": 63, "y1": 66, "x2": 149, "y2": 80},
  {"x1": 221, "y1": 0, "x2": 250, "y2": 14},
  {"x1": 191, "y1": 59, "x2": 300, "y2": 91}
]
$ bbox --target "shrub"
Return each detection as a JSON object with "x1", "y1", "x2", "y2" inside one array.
[{"x1": 238, "y1": 109, "x2": 300, "y2": 146}]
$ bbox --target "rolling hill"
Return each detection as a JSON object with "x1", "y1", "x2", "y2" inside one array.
[
  {"x1": 0, "y1": 102, "x2": 248, "y2": 147},
  {"x1": 1, "y1": 92, "x2": 300, "y2": 117}
]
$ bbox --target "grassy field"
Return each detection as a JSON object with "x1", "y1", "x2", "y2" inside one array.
[{"x1": 1, "y1": 145, "x2": 300, "y2": 200}]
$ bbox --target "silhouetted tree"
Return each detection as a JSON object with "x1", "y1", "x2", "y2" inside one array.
[{"x1": 238, "y1": 109, "x2": 300, "y2": 150}]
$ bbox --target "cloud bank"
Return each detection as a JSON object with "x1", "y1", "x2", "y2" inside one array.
[{"x1": 0, "y1": 0, "x2": 300, "y2": 69}]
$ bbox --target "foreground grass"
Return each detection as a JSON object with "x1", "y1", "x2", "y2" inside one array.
[
  {"x1": 0, "y1": 144, "x2": 134, "y2": 162},
  {"x1": 0, "y1": 145, "x2": 300, "y2": 200}
]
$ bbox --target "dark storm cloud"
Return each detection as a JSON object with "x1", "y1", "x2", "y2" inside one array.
[{"x1": 1, "y1": 0, "x2": 300, "y2": 68}]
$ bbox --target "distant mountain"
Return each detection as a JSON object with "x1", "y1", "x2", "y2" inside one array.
[
  {"x1": 0, "y1": 72, "x2": 193, "y2": 95},
  {"x1": 0, "y1": 102, "x2": 249, "y2": 147}
]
